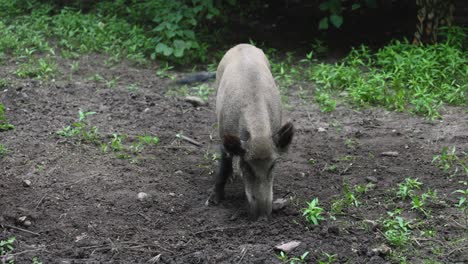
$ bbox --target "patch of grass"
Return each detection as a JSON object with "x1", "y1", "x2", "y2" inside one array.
[
  {"x1": 382, "y1": 210, "x2": 412, "y2": 247},
  {"x1": 310, "y1": 29, "x2": 467, "y2": 118},
  {"x1": 432, "y1": 146, "x2": 468, "y2": 177},
  {"x1": 303, "y1": 198, "x2": 325, "y2": 225},
  {"x1": 315, "y1": 91, "x2": 337, "y2": 112},
  {"x1": 14, "y1": 57, "x2": 57, "y2": 79},
  {"x1": 0, "y1": 103, "x2": 14, "y2": 131},
  {"x1": 57, "y1": 110, "x2": 100, "y2": 143}
]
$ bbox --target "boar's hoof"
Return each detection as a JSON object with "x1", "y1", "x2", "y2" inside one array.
[{"x1": 205, "y1": 190, "x2": 223, "y2": 206}]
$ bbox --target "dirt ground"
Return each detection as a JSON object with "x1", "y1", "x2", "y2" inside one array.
[{"x1": 1, "y1": 53, "x2": 467, "y2": 264}]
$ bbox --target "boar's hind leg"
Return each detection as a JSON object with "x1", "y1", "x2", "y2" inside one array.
[{"x1": 207, "y1": 147, "x2": 233, "y2": 205}]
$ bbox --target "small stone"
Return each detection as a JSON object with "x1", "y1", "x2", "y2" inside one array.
[
  {"x1": 363, "y1": 219, "x2": 378, "y2": 230},
  {"x1": 274, "y1": 241, "x2": 301, "y2": 253},
  {"x1": 371, "y1": 244, "x2": 391, "y2": 256},
  {"x1": 137, "y1": 192, "x2": 149, "y2": 201},
  {"x1": 365, "y1": 176, "x2": 378, "y2": 183},
  {"x1": 23, "y1": 220, "x2": 32, "y2": 227},
  {"x1": 168, "y1": 192, "x2": 176, "y2": 197},
  {"x1": 175, "y1": 170, "x2": 183, "y2": 175},
  {"x1": 380, "y1": 151, "x2": 399, "y2": 157},
  {"x1": 184, "y1": 96, "x2": 207, "y2": 107},
  {"x1": 18, "y1": 216, "x2": 27, "y2": 223},
  {"x1": 272, "y1": 198, "x2": 289, "y2": 211},
  {"x1": 317, "y1": 127, "x2": 327, "y2": 132},
  {"x1": 22, "y1": 180, "x2": 32, "y2": 187}
]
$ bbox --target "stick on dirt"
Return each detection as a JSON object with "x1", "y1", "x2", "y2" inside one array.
[
  {"x1": 3, "y1": 224, "x2": 40, "y2": 236},
  {"x1": 177, "y1": 134, "x2": 202, "y2": 147}
]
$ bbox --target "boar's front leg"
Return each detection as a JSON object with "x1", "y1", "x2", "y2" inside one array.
[{"x1": 206, "y1": 147, "x2": 232, "y2": 205}]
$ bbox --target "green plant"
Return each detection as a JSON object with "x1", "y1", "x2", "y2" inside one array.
[
  {"x1": 131, "y1": 134, "x2": 160, "y2": 153},
  {"x1": 432, "y1": 146, "x2": 468, "y2": 177},
  {"x1": 303, "y1": 198, "x2": 325, "y2": 225},
  {"x1": 192, "y1": 84, "x2": 213, "y2": 101},
  {"x1": 276, "y1": 251, "x2": 309, "y2": 264},
  {"x1": 453, "y1": 188, "x2": 468, "y2": 225},
  {"x1": 331, "y1": 182, "x2": 365, "y2": 215},
  {"x1": 310, "y1": 38, "x2": 467, "y2": 118},
  {"x1": 0, "y1": 103, "x2": 14, "y2": 131},
  {"x1": 318, "y1": 252, "x2": 337, "y2": 264},
  {"x1": 14, "y1": 57, "x2": 57, "y2": 79},
  {"x1": 0, "y1": 236, "x2": 15, "y2": 257},
  {"x1": 57, "y1": 110, "x2": 100, "y2": 143},
  {"x1": 110, "y1": 133, "x2": 125, "y2": 152},
  {"x1": 128, "y1": 83, "x2": 140, "y2": 92},
  {"x1": 155, "y1": 63, "x2": 174, "y2": 79},
  {"x1": 32, "y1": 256, "x2": 43, "y2": 264},
  {"x1": 318, "y1": 0, "x2": 377, "y2": 30},
  {"x1": 0, "y1": 143, "x2": 7, "y2": 157},
  {"x1": 382, "y1": 212, "x2": 412, "y2": 247},
  {"x1": 396, "y1": 178, "x2": 423, "y2": 200}
]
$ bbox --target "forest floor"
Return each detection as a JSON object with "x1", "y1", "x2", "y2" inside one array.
[{"x1": 1, "y1": 52, "x2": 467, "y2": 264}]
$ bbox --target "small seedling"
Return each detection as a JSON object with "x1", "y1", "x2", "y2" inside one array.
[
  {"x1": 276, "y1": 251, "x2": 309, "y2": 264},
  {"x1": 453, "y1": 188, "x2": 468, "y2": 225},
  {"x1": 110, "y1": 133, "x2": 126, "y2": 152},
  {"x1": 318, "y1": 252, "x2": 337, "y2": 264},
  {"x1": 0, "y1": 236, "x2": 15, "y2": 256},
  {"x1": 32, "y1": 256, "x2": 43, "y2": 264},
  {"x1": 131, "y1": 135, "x2": 160, "y2": 153},
  {"x1": 303, "y1": 198, "x2": 325, "y2": 225},
  {"x1": 0, "y1": 103, "x2": 15, "y2": 131},
  {"x1": 156, "y1": 63, "x2": 174, "y2": 79},
  {"x1": 0, "y1": 144, "x2": 8, "y2": 157},
  {"x1": 396, "y1": 177, "x2": 423, "y2": 200},
  {"x1": 382, "y1": 211, "x2": 412, "y2": 247},
  {"x1": 128, "y1": 83, "x2": 140, "y2": 92},
  {"x1": 57, "y1": 110, "x2": 99, "y2": 143}
]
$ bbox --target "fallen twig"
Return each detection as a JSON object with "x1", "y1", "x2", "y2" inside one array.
[
  {"x1": 193, "y1": 225, "x2": 249, "y2": 236},
  {"x1": 34, "y1": 194, "x2": 48, "y2": 210},
  {"x1": 176, "y1": 134, "x2": 202, "y2": 147},
  {"x1": 237, "y1": 246, "x2": 247, "y2": 264},
  {"x1": 2, "y1": 224, "x2": 40, "y2": 236}
]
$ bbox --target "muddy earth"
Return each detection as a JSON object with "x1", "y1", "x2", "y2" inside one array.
[{"x1": 1, "y1": 53, "x2": 467, "y2": 264}]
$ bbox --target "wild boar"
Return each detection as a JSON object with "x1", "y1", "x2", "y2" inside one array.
[{"x1": 207, "y1": 44, "x2": 294, "y2": 219}]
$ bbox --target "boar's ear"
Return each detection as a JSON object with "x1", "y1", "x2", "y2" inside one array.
[
  {"x1": 223, "y1": 134, "x2": 246, "y2": 156},
  {"x1": 274, "y1": 122, "x2": 294, "y2": 152}
]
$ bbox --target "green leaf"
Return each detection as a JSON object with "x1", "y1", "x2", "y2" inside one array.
[
  {"x1": 319, "y1": 17, "x2": 329, "y2": 30},
  {"x1": 351, "y1": 4, "x2": 361, "y2": 10},
  {"x1": 330, "y1": 14, "x2": 343, "y2": 28},
  {"x1": 155, "y1": 43, "x2": 173, "y2": 56}
]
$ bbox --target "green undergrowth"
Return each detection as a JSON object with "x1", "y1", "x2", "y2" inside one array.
[
  {"x1": 310, "y1": 27, "x2": 467, "y2": 118},
  {"x1": 0, "y1": 0, "x2": 223, "y2": 64}
]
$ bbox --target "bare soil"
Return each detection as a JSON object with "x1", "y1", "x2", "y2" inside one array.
[{"x1": 1, "y1": 54, "x2": 467, "y2": 264}]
